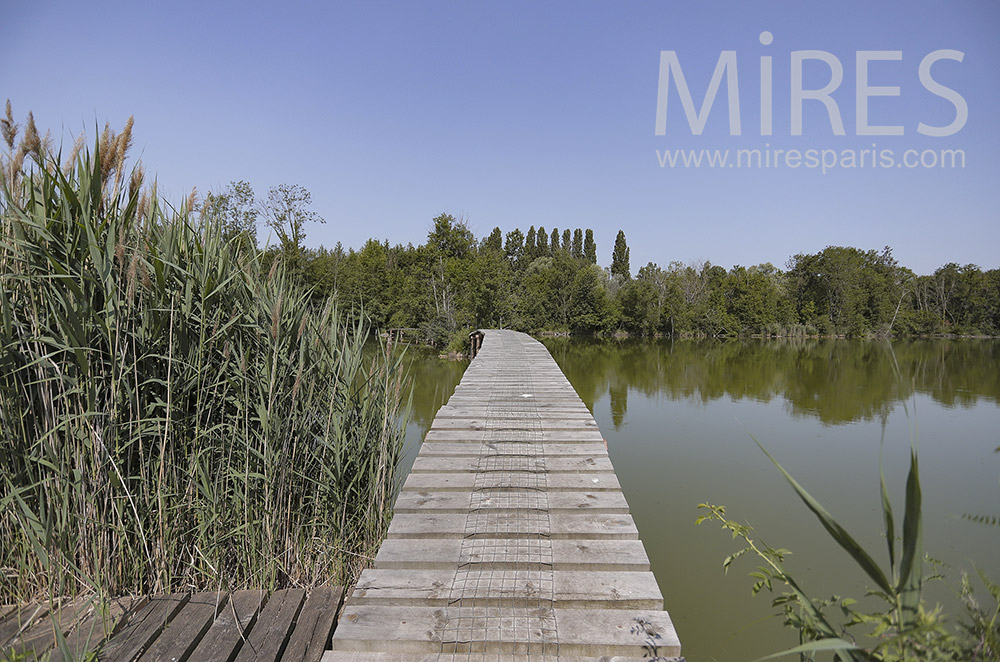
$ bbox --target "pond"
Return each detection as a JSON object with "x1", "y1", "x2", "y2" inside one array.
[{"x1": 397, "y1": 338, "x2": 1000, "y2": 662}]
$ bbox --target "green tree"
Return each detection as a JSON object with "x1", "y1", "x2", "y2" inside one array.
[
  {"x1": 584, "y1": 229, "x2": 597, "y2": 264},
  {"x1": 619, "y1": 279, "x2": 657, "y2": 334},
  {"x1": 202, "y1": 180, "x2": 257, "y2": 251},
  {"x1": 550, "y1": 227, "x2": 560, "y2": 252},
  {"x1": 572, "y1": 229, "x2": 583, "y2": 259},
  {"x1": 537, "y1": 225, "x2": 549, "y2": 255},
  {"x1": 611, "y1": 230, "x2": 630, "y2": 280},
  {"x1": 504, "y1": 229, "x2": 525, "y2": 266},
  {"x1": 525, "y1": 226, "x2": 537, "y2": 261},
  {"x1": 428, "y1": 213, "x2": 475, "y2": 258},
  {"x1": 568, "y1": 264, "x2": 617, "y2": 334},
  {"x1": 562, "y1": 229, "x2": 572, "y2": 253},
  {"x1": 260, "y1": 183, "x2": 324, "y2": 273},
  {"x1": 483, "y1": 226, "x2": 503, "y2": 254}
]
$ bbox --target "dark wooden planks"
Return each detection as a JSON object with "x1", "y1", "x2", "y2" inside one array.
[
  {"x1": 186, "y1": 589, "x2": 265, "y2": 662},
  {"x1": 5, "y1": 586, "x2": 342, "y2": 662},
  {"x1": 137, "y1": 591, "x2": 227, "y2": 662},
  {"x1": 232, "y1": 588, "x2": 305, "y2": 662},
  {"x1": 49, "y1": 596, "x2": 141, "y2": 662},
  {"x1": 280, "y1": 587, "x2": 344, "y2": 662},
  {"x1": 4, "y1": 598, "x2": 91, "y2": 659},
  {"x1": 100, "y1": 593, "x2": 189, "y2": 662},
  {"x1": 0, "y1": 603, "x2": 47, "y2": 647}
]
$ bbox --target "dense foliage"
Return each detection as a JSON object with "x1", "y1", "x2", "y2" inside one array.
[
  {"x1": 194, "y1": 173, "x2": 1000, "y2": 343},
  {"x1": 1, "y1": 108, "x2": 408, "y2": 602}
]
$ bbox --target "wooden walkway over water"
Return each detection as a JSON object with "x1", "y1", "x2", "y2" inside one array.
[{"x1": 326, "y1": 329, "x2": 682, "y2": 661}]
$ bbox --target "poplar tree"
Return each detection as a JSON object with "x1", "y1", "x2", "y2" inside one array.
[
  {"x1": 483, "y1": 227, "x2": 503, "y2": 253},
  {"x1": 584, "y1": 229, "x2": 597, "y2": 264},
  {"x1": 611, "y1": 230, "x2": 631, "y2": 280}
]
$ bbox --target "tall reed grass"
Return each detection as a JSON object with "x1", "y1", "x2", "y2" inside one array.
[{"x1": 0, "y1": 111, "x2": 408, "y2": 603}]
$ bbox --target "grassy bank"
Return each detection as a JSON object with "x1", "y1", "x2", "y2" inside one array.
[{"x1": 0, "y1": 117, "x2": 408, "y2": 603}]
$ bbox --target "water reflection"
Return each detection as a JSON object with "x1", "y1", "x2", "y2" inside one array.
[
  {"x1": 539, "y1": 337, "x2": 1000, "y2": 662},
  {"x1": 396, "y1": 347, "x2": 467, "y2": 478},
  {"x1": 542, "y1": 338, "x2": 1000, "y2": 426}
]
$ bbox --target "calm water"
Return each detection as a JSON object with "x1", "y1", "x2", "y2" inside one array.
[{"x1": 398, "y1": 338, "x2": 1000, "y2": 662}]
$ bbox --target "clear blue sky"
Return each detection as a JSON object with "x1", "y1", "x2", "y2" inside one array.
[{"x1": 3, "y1": 1, "x2": 997, "y2": 274}]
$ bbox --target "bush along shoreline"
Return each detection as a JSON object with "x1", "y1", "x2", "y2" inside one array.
[{"x1": 0, "y1": 110, "x2": 409, "y2": 604}]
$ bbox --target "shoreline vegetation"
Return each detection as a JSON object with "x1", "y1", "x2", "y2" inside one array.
[{"x1": 1, "y1": 108, "x2": 409, "y2": 607}]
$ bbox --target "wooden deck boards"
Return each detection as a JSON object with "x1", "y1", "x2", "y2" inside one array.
[
  {"x1": 327, "y1": 329, "x2": 681, "y2": 661},
  {"x1": 1, "y1": 587, "x2": 342, "y2": 662}
]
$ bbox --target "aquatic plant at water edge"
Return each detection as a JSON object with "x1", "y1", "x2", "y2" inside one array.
[
  {"x1": 698, "y1": 430, "x2": 999, "y2": 661},
  {"x1": 0, "y1": 110, "x2": 409, "y2": 602}
]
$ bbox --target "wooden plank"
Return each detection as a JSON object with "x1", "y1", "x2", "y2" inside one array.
[
  {"x1": 375, "y1": 538, "x2": 651, "y2": 571},
  {"x1": 386, "y1": 512, "x2": 638, "y2": 540},
  {"x1": 352, "y1": 570, "x2": 662, "y2": 609},
  {"x1": 136, "y1": 591, "x2": 226, "y2": 662},
  {"x1": 0, "y1": 603, "x2": 47, "y2": 647},
  {"x1": 423, "y1": 428, "x2": 605, "y2": 442},
  {"x1": 279, "y1": 587, "x2": 343, "y2": 662},
  {"x1": 232, "y1": 588, "x2": 305, "y2": 662},
  {"x1": 4, "y1": 598, "x2": 91, "y2": 659},
  {"x1": 400, "y1": 472, "x2": 619, "y2": 491},
  {"x1": 410, "y1": 455, "x2": 613, "y2": 473},
  {"x1": 393, "y1": 490, "x2": 630, "y2": 514},
  {"x1": 331, "y1": 606, "x2": 681, "y2": 657},
  {"x1": 322, "y1": 653, "x2": 684, "y2": 662},
  {"x1": 429, "y1": 417, "x2": 600, "y2": 429},
  {"x1": 414, "y1": 442, "x2": 608, "y2": 457},
  {"x1": 187, "y1": 589, "x2": 265, "y2": 662},
  {"x1": 100, "y1": 593, "x2": 189, "y2": 662},
  {"x1": 0, "y1": 606, "x2": 16, "y2": 631},
  {"x1": 49, "y1": 596, "x2": 142, "y2": 662},
  {"x1": 435, "y1": 408, "x2": 595, "y2": 420}
]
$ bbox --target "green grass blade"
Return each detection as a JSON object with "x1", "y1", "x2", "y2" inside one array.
[
  {"x1": 878, "y1": 426, "x2": 896, "y2": 578},
  {"x1": 751, "y1": 434, "x2": 893, "y2": 596},
  {"x1": 895, "y1": 441, "x2": 923, "y2": 606},
  {"x1": 754, "y1": 637, "x2": 859, "y2": 662}
]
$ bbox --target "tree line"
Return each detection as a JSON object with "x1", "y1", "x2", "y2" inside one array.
[{"x1": 204, "y1": 180, "x2": 1000, "y2": 347}]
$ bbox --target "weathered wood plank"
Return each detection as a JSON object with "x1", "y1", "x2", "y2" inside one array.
[
  {"x1": 0, "y1": 603, "x2": 47, "y2": 647},
  {"x1": 279, "y1": 587, "x2": 343, "y2": 662},
  {"x1": 187, "y1": 590, "x2": 265, "y2": 662},
  {"x1": 100, "y1": 592, "x2": 189, "y2": 662},
  {"x1": 351, "y1": 569, "x2": 662, "y2": 609},
  {"x1": 48, "y1": 596, "x2": 140, "y2": 662},
  {"x1": 411, "y1": 455, "x2": 613, "y2": 473},
  {"x1": 3, "y1": 598, "x2": 91, "y2": 659},
  {"x1": 400, "y1": 472, "x2": 619, "y2": 491},
  {"x1": 414, "y1": 442, "x2": 608, "y2": 456},
  {"x1": 232, "y1": 588, "x2": 305, "y2": 662},
  {"x1": 375, "y1": 538, "x2": 651, "y2": 571},
  {"x1": 385, "y1": 512, "x2": 638, "y2": 540},
  {"x1": 394, "y1": 490, "x2": 630, "y2": 514},
  {"x1": 423, "y1": 428, "x2": 605, "y2": 442},
  {"x1": 429, "y1": 417, "x2": 599, "y2": 429},
  {"x1": 322, "y1": 653, "x2": 683, "y2": 662},
  {"x1": 435, "y1": 408, "x2": 595, "y2": 420},
  {"x1": 136, "y1": 591, "x2": 226, "y2": 662},
  {"x1": 331, "y1": 606, "x2": 681, "y2": 657}
]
